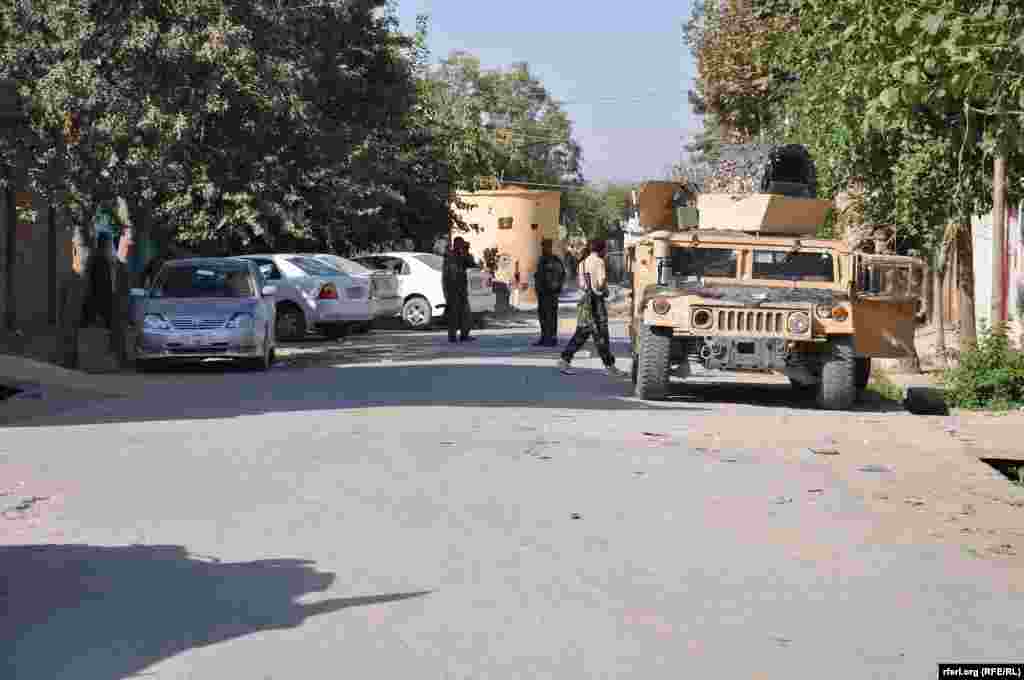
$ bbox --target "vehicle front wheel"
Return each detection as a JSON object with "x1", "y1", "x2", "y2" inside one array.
[
  {"x1": 634, "y1": 324, "x2": 672, "y2": 400},
  {"x1": 275, "y1": 303, "x2": 307, "y2": 341},
  {"x1": 817, "y1": 336, "x2": 856, "y2": 410},
  {"x1": 402, "y1": 296, "x2": 433, "y2": 329}
]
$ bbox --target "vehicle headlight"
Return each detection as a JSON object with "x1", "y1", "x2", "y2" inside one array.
[
  {"x1": 814, "y1": 304, "x2": 833, "y2": 320},
  {"x1": 787, "y1": 311, "x2": 810, "y2": 334},
  {"x1": 226, "y1": 312, "x2": 254, "y2": 329},
  {"x1": 830, "y1": 306, "x2": 849, "y2": 322},
  {"x1": 143, "y1": 314, "x2": 171, "y2": 330}
]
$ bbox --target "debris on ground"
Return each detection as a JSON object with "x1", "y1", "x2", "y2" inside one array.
[
  {"x1": 904, "y1": 497, "x2": 926, "y2": 507},
  {"x1": 570, "y1": 513, "x2": 582, "y2": 520},
  {"x1": 858, "y1": 464, "x2": 893, "y2": 473},
  {"x1": 809, "y1": 438, "x2": 840, "y2": 455},
  {"x1": 773, "y1": 496, "x2": 793, "y2": 504}
]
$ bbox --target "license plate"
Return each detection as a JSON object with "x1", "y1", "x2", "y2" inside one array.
[{"x1": 189, "y1": 335, "x2": 208, "y2": 346}]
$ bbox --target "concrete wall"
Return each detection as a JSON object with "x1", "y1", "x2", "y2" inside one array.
[
  {"x1": 453, "y1": 188, "x2": 562, "y2": 303},
  {"x1": 0, "y1": 189, "x2": 73, "y2": 330}
]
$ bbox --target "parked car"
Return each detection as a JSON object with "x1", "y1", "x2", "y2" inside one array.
[
  {"x1": 234, "y1": 254, "x2": 372, "y2": 341},
  {"x1": 132, "y1": 258, "x2": 276, "y2": 371},
  {"x1": 352, "y1": 252, "x2": 495, "y2": 329},
  {"x1": 307, "y1": 253, "x2": 402, "y2": 332}
]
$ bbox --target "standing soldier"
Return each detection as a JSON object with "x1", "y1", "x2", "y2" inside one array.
[
  {"x1": 557, "y1": 239, "x2": 626, "y2": 377},
  {"x1": 443, "y1": 237, "x2": 475, "y2": 343},
  {"x1": 533, "y1": 238, "x2": 565, "y2": 346}
]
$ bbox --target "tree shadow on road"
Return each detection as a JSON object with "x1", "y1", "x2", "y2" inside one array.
[
  {"x1": 0, "y1": 543, "x2": 429, "y2": 680},
  {"x1": 3, "y1": 363, "x2": 709, "y2": 428}
]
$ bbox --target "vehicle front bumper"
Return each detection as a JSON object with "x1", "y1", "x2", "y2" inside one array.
[{"x1": 136, "y1": 328, "x2": 266, "y2": 360}]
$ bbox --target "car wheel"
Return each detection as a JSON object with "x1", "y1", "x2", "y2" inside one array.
[
  {"x1": 402, "y1": 296, "x2": 432, "y2": 329},
  {"x1": 635, "y1": 324, "x2": 671, "y2": 400},
  {"x1": 275, "y1": 303, "x2": 306, "y2": 341},
  {"x1": 817, "y1": 336, "x2": 856, "y2": 410}
]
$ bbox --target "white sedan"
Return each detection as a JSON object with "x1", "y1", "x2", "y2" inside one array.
[
  {"x1": 234, "y1": 254, "x2": 372, "y2": 340},
  {"x1": 353, "y1": 252, "x2": 496, "y2": 329}
]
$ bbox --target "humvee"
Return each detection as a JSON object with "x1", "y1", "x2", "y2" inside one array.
[{"x1": 625, "y1": 183, "x2": 926, "y2": 410}]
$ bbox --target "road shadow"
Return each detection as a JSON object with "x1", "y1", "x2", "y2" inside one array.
[
  {"x1": 663, "y1": 379, "x2": 906, "y2": 413},
  {"x1": 0, "y1": 543, "x2": 430, "y2": 680},
  {"x1": 3, "y1": 363, "x2": 708, "y2": 428}
]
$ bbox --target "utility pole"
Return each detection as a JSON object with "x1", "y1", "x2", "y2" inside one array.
[{"x1": 991, "y1": 153, "x2": 1007, "y2": 331}]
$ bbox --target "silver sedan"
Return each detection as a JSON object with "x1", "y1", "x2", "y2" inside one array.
[{"x1": 133, "y1": 258, "x2": 277, "y2": 371}]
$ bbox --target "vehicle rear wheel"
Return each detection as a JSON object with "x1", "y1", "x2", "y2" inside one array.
[
  {"x1": 817, "y1": 336, "x2": 856, "y2": 410},
  {"x1": 855, "y1": 357, "x2": 871, "y2": 390},
  {"x1": 402, "y1": 296, "x2": 432, "y2": 329},
  {"x1": 635, "y1": 324, "x2": 672, "y2": 400},
  {"x1": 275, "y1": 303, "x2": 306, "y2": 341}
]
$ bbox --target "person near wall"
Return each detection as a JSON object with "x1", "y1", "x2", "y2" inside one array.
[
  {"x1": 533, "y1": 238, "x2": 565, "y2": 347},
  {"x1": 443, "y1": 236, "x2": 475, "y2": 343},
  {"x1": 557, "y1": 239, "x2": 626, "y2": 377}
]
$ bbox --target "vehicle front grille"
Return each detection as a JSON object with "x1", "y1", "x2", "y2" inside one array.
[
  {"x1": 170, "y1": 316, "x2": 228, "y2": 330},
  {"x1": 715, "y1": 309, "x2": 786, "y2": 335}
]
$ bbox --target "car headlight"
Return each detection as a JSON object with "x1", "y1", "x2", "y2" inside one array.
[
  {"x1": 787, "y1": 311, "x2": 810, "y2": 334},
  {"x1": 226, "y1": 312, "x2": 254, "y2": 329},
  {"x1": 143, "y1": 314, "x2": 171, "y2": 330}
]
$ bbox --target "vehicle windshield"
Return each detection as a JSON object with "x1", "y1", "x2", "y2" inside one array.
[
  {"x1": 752, "y1": 250, "x2": 834, "y2": 282},
  {"x1": 667, "y1": 247, "x2": 738, "y2": 283},
  {"x1": 287, "y1": 256, "x2": 344, "y2": 277},
  {"x1": 152, "y1": 264, "x2": 255, "y2": 298},
  {"x1": 316, "y1": 255, "x2": 371, "y2": 275},
  {"x1": 413, "y1": 253, "x2": 444, "y2": 271}
]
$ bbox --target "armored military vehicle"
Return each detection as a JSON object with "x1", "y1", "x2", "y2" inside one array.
[{"x1": 626, "y1": 147, "x2": 925, "y2": 410}]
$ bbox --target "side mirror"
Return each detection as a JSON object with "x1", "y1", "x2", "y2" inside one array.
[
  {"x1": 129, "y1": 288, "x2": 147, "y2": 297},
  {"x1": 261, "y1": 285, "x2": 277, "y2": 297}
]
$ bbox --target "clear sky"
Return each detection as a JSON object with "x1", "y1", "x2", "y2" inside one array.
[{"x1": 395, "y1": 0, "x2": 701, "y2": 185}]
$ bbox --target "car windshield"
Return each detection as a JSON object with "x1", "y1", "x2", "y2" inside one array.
[
  {"x1": 413, "y1": 254, "x2": 443, "y2": 271},
  {"x1": 153, "y1": 264, "x2": 255, "y2": 298},
  {"x1": 287, "y1": 256, "x2": 344, "y2": 277},
  {"x1": 316, "y1": 255, "x2": 371, "y2": 275},
  {"x1": 752, "y1": 250, "x2": 834, "y2": 282},
  {"x1": 667, "y1": 247, "x2": 738, "y2": 282}
]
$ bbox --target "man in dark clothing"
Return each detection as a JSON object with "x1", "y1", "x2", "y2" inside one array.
[
  {"x1": 533, "y1": 239, "x2": 565, "y2": 346},
  {"x1": 443, "y1": 237, "x2": 475, "y2": 343},
  {"x1": 81, "y1": 233, "x2": 114, "y2": 329}
]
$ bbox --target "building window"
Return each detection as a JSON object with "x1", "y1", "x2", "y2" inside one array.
[
  {"x1": 471, "y1": 223, "x2": 480, "y2": 232},
  {"x1": 531, "y1": 223, "x2": 539, "y2": 230},
  {"x1": 498, "y1": 217, "x2": 513, "y2": 229}
]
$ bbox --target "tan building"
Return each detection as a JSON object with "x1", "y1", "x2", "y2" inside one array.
[{"x1": 452, "y1": 188, "x2": 562, "y2": 304}]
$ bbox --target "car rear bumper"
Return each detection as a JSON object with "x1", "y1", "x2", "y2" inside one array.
[{"x1": 310, "y1": 300, "x2": 372, "y2": 323}]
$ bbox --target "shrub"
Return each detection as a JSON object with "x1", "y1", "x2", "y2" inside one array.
[{"x1": 942, "y1": 324, "x2": 1024, "y2": 410}]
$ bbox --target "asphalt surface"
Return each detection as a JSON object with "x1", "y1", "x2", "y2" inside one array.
[{"x1": 2, "y1": 321, "x2": 1023, "y2": 679}]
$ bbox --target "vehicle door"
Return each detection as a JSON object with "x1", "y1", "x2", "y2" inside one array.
[{"x1": 248, "y1": 262, "x2": 275, "y2": 340}]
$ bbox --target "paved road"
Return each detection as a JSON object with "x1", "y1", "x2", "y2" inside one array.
[{"x1": 2, "y1": 323, "x2": 1023, "y2": 679}]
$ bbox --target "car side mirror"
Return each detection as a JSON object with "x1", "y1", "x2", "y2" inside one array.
[
  {"x1": 130, "y1": 288, "x2": 147, "y2": 297},
  {"x1": 261, "y1": 285, "x2": 277, "y2": 297}
]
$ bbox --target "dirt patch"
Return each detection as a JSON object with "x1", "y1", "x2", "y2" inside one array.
[{"x1": 681, "y1": 412, "x2": 1024, "y2": 583}]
